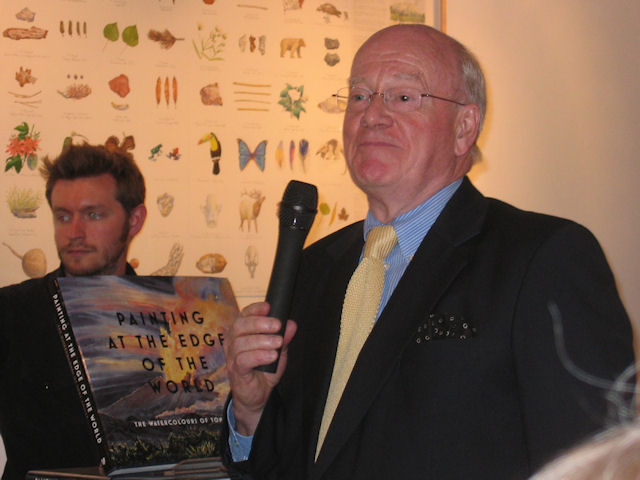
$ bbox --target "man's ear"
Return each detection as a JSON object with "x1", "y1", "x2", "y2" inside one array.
[
  {"x1": 127, "y1": 204, "x2": 147, "y2": 239},
  {"x1": 453, "y1": 104, "x2": 481, "y2": 157}
]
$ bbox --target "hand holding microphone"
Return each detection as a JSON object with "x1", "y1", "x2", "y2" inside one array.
[{"x1": 254, "y1": 180, "x2": 317, "y2": 373}]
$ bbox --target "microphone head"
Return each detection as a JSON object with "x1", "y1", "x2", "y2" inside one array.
[{"x1": 280, "y1": 180, "x2": 318, "y2": 231}]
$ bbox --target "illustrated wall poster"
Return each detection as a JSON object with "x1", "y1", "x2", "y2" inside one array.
[{"x1": 0, "y1": 0, "x2": 443, "y2": 305}]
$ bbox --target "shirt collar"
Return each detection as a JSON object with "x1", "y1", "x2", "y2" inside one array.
[{"x1": 363, "y1": 178, "x2": 462, "y2": 261}]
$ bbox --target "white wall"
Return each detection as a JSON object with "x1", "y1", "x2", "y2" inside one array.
[{"x1": 448, "y1": 1, "x2": 640, "y2": 338}]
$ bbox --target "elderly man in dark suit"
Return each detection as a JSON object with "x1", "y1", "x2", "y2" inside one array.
[
  {"x1": 222, "y1": 24, "x2": 635, "y2": 479},
  {"x1": 0, "y1": 144, "x2": 147, "y2": 480}
]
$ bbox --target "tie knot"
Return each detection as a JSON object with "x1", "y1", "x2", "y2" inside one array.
[{"x1": 363, "y1": 225, "x2": 397, "y2": 261}]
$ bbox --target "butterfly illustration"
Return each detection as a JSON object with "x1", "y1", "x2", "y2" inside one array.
[{"x1": 238, "y1": 139, "x2": 267, "y2": 171}]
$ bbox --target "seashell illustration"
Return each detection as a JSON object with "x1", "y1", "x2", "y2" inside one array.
[
  {"x1": 156, "y1": 193, "x2": 174, "y2": 217},
  {"x1": 196, "y1": 253, "x2": 227, "y2": 274}
]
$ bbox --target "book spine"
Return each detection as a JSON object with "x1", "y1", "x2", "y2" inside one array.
[{"x1": 47, "y1": 278, "x2": 112, "y2": 472}]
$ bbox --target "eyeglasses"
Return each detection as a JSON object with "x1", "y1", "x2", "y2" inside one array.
[{"x1": 332, "y1": 86, "x2": 467, "y2": 113}]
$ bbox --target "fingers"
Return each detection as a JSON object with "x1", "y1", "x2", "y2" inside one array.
[
  {"x1": 224, "y1": 302, "x2": 290, "y2": 375},
  {"x1": 275, "y1": 319, "x2": 298, "y2": 376},
  {"x1": 223, "y1": 303, "x2": 297, "y2": 434},
  {"x1": 281, "y1": 318, "x2": 298, "y2": 349}
]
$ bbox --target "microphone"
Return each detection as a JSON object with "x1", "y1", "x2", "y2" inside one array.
[{"x1": 255, "y1": 180, "x2": 318, "y2": 373}]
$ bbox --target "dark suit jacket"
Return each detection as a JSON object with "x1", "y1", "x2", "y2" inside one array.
[
  {"x1": 0, "y1": 264, "x2": 136, "y2": 480},
  {"x1": 225, "y1": 178, "x2": 635, "y2": 480}
]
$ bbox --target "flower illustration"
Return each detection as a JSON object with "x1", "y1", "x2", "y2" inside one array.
[
  {"x1": 279, "y1": 83, "x2": 307, "y2": 119},
  {"x1": 5, "y1": 122, "x2": 40, "y2": 173}
]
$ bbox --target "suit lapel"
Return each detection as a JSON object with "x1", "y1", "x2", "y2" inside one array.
[{"x1": 312, "y1": 178, "x2": 488, "y2": 479}]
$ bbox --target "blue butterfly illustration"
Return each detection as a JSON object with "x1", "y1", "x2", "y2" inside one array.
[{"x1": 238, "y1": 139, "x2": 267, "y2": 171}]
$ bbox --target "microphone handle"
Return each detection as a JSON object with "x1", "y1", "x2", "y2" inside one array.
[{"x1": 255, "y1": 226, "x2": 306, "y2": 373}]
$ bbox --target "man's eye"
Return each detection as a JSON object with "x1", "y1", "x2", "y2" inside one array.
[
  {"x1": 87, "y1": 212, "x2": 101, "y2": 220},
  {"x1": 395, "y1": 92, "x2": 414, "y2": 102},
  {"x1": 350, "y1": 91, "x2": 369, "y2": 102},
  {"x1": 56, "y1": 214, "x2": 70, "y2": 223}
]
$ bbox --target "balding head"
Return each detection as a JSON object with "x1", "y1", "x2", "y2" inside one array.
[{"x1": 354, "y1": 24, "x2": 486, "y2": 134}]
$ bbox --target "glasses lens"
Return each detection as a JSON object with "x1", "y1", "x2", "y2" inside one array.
[
  {"x1": 385, "y1": 88, "x2": 421, "y2": 112},
  {"x1": 337, "y1": 87, "x2": 424, "y2": 112},
  {"x1": 339, "y1": 87, "x2": 368, "y2": 111}
]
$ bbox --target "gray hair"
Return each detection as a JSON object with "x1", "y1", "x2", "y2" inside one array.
[{"x1": 451, "y1": 38, "x2": 487, "y2": 163}]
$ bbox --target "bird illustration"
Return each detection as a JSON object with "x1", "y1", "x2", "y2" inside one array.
[{"x1": 198, "y1": 132, "x2": 222, "y2": 175}]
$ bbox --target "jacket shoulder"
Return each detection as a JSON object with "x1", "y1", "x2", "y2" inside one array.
[
  {"x1": 483, "y1": 197, "x2": 591, "y2": 243},
  {"x1": 303, "y1": 220, "x2": 363, "y2": 258},
  {"x1": 0, "y1": 272, "x2": 55, "y2": 302}
]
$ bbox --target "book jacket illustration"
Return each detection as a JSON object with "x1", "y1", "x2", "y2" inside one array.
[{"x1": 53, "y1": 276, "x2": 238, "y2": 474}]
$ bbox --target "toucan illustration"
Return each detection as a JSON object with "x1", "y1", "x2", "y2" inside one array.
[{"x1": 198, "y1": 132, "x2": 222, "y2": 175}]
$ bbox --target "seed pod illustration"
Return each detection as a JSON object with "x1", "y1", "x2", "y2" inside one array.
[{"x1": 172, "y1": 76, "x2": 177, "y2": 106}]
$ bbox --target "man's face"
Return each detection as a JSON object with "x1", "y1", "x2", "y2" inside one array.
[
  {"x1": 343, "y1": 27, "x2": 468, "y2": 217},
  {"x1": 51, "y1": 173, "x2": 131, "y2": 276}
]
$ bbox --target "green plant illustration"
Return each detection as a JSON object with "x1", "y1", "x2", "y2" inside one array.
[
  {"x1": 279, "y1": 84, "x2": 307, "y2": 119},
  {"x1": 192, "y1": 25, "x2": 226, "y2": 61}
]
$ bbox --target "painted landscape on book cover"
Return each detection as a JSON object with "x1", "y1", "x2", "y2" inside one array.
[{"x1": 56, "y1": 276, "x2": 238, "y2": 473}]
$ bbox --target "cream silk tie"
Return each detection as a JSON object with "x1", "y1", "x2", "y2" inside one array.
[{"x1": 316, "y1": 225, "x2": 398, "y2": 459}]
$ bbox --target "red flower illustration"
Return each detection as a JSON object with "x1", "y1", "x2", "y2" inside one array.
[{"x1": 5, "y1": 122, "x2": 40, "y2": 173}]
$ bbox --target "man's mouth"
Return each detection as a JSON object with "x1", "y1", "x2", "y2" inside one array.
[{"x1": 62, "y1": 245, "x2": 95, "y2": 255}]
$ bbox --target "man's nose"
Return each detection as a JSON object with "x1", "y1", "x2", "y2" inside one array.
[
  {"x1": 68, "y1": 215, "x2": 86, "y2": 238},
  {"x1": 361, "y1": 93, "x2": 392, "y2": 126}
]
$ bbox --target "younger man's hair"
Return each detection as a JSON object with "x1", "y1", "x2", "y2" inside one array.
[{"x1": 40, "y1": 143, "x2": 145, "y2": 213}]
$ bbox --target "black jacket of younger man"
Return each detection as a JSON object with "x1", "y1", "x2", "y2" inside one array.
[
  {"x1": 0, "y1": 263, "x2": 136, "y2": 480},
  {"x1": 222, "y1": 177, "x2": 635, "y2": 480}
]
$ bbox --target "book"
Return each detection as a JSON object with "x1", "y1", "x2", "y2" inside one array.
[
  {"x1": 26, "y1": 457, "x2": 232, "y2": 480},
  {"x1": 49, "y1": 276, "x2": 239, "y2": 476}
]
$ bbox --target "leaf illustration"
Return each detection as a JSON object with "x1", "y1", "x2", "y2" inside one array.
[
  {"x1": 5, "y1": 157, "x2": 23, "y2": 173},
  {"x1": 15, "y1": 122, "x2": 29, "y2": 138},
  {"x1": 103, "y1": 22, "x2": 119, "y2": 42},
  {"x1": 122, "y1": 25, "x2": 139, "y2": 47}
]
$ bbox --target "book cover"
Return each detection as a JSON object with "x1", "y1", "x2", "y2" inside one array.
[{"x1": 51, "y1": 276, "x2": 238, "y2": 476}]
